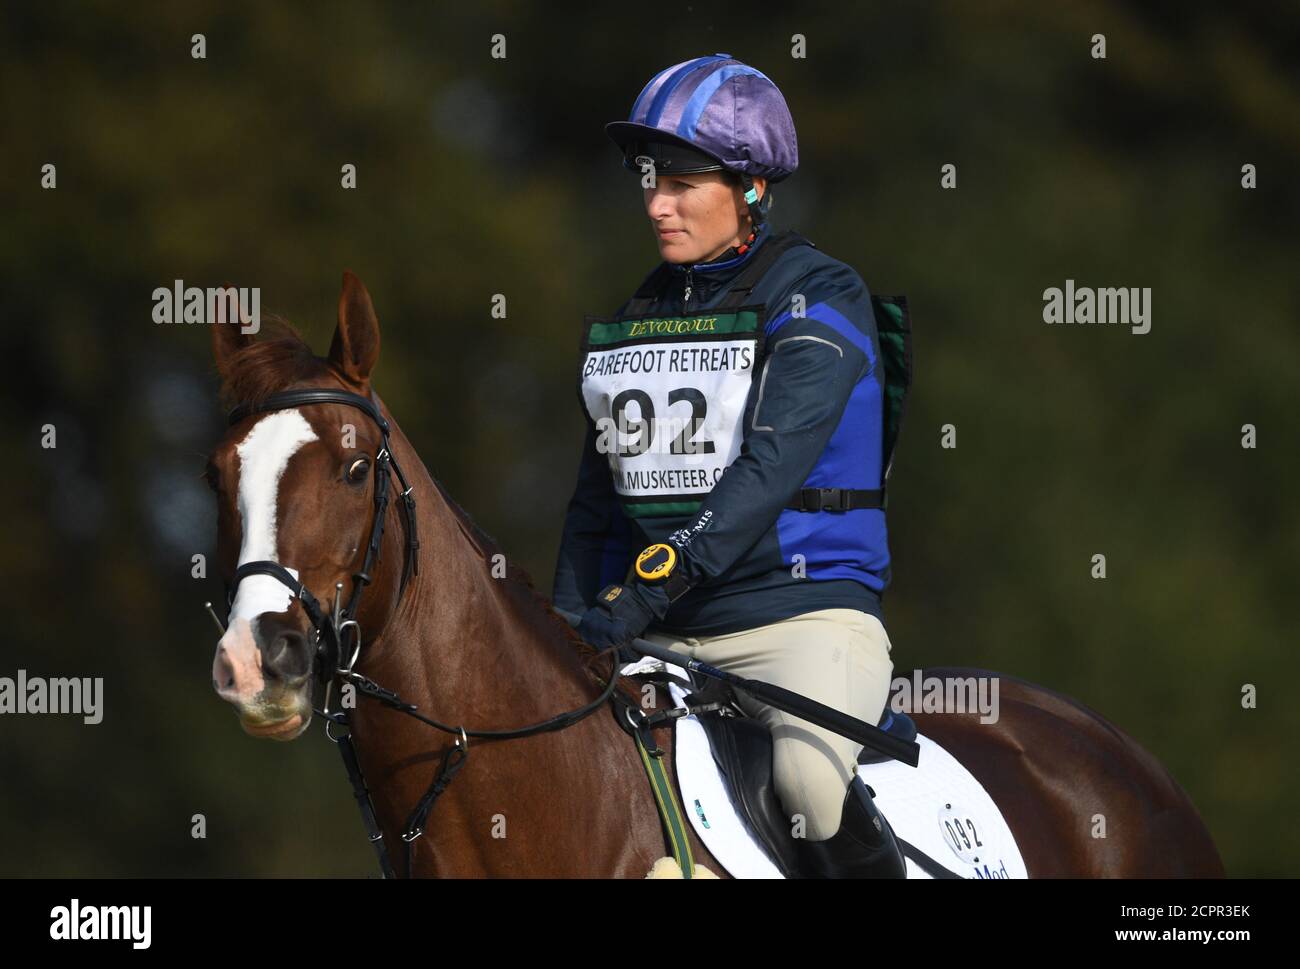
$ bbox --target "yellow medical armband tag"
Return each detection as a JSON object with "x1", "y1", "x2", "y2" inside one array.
[{"x1": 635, "y1": 544, "x2": 678, "y2": 583}]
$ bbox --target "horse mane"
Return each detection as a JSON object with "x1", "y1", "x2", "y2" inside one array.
[{"x1": 216, "y1": 317, "x2": 337, "y2": 411}]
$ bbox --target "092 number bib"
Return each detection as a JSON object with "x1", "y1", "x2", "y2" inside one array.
[{"x1": 580, "y1": 308, "x2": 767, "y2": 518}]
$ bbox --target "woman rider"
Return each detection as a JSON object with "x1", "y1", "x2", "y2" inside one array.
[{"x1": 553, "y1": 54, "x2": 905, "y2": 879}]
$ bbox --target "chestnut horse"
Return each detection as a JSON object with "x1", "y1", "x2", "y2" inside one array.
[{"x1": 206, "y1": 273, "x2": 1223, "y2": 878}]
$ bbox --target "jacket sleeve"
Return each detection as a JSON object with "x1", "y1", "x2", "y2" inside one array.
[
  {"x1": 669, "y1": 265, "x2": 878, "y2": 588},
  {"x1": 551, "y1": 417, "x2": 635, "y2": 613}
]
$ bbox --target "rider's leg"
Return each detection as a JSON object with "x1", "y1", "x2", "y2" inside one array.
[
  {"x1": 696, "y1": 610, "x2": 892, "y2": 828},
  {"x1": 642, "y1": 608, "x2": 903, "y2": 876}
]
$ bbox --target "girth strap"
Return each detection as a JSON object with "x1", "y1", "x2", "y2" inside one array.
[
  {"x1": 610, "y1": 682, "x2": 698, "y2": 877},
  {"x1": 634, "y1": 730, "x2": 697, "y2": 878}
]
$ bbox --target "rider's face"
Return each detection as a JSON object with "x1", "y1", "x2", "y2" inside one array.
[{"x1": 643, "y1": 171, "x2": 766, "y2": 265}]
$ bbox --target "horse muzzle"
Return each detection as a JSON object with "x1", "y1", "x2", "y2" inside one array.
[{"x1": 212, "y1": 615, "x2": 317, "y2": 739}]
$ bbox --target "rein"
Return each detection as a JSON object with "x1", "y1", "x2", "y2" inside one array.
[{"x1": 220, "y1": 388, "x2": 624, "y2": 877}]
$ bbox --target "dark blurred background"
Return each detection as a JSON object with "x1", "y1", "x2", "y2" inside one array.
[{"x1": 2, "y1": 1, "x2": 1295, "y2": 876}]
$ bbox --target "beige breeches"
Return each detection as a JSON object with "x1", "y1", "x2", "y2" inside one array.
[{"x1": 642, "y1": 607, "x2": 894, "y2": 842}]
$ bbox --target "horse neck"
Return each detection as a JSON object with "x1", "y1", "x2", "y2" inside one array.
[
  {"x1": 358, "y1": 408, "x2": 607, "y2": 727},
  {"x1": 340, "y1": 404, "x2": 650, "y2": 876}
]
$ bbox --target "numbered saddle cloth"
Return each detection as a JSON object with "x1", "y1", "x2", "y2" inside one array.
[{"x1": 657, "y1": 663, "x2": 1029, "y2": 879}]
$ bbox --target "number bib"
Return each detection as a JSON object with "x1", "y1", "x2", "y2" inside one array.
[{"x1": 580, "y1": 307, "x2": 767, "y2": 518}]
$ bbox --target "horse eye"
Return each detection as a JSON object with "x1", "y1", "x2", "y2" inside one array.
[
  {"x1": 347, "y1": 457, "x2": 370, "y2": 482},
  {"x1": 204, "y1": 462, "x2": 220, "y2": 491}
]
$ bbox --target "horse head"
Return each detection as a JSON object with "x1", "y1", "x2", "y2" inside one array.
[{"x1": 206, "y1": 272, "x2": 411, "y2": 740}]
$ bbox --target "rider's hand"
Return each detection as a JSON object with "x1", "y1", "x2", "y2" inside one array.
[{"x1": 576, "y1": 582, "x2": 671, "y2": 656}]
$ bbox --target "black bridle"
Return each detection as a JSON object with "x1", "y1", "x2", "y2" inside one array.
[
  {"x1": 217, "y1": 387, "x2": 624, "y2": 878},
  {"x1": 225, "y1": 389, "x2": 419, "y2": 686}
]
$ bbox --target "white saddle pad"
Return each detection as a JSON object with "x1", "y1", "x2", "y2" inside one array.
[{"x1": 635, "y1": 660, "x2": 1029, "y2": 879}]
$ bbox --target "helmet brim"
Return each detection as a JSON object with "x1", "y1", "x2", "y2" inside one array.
[{"x1": 605, "y1": 121, "x2": 729, "y2": 173}]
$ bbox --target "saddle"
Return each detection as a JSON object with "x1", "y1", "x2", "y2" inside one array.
[{"x1": 680, "y1": 675, "x2": 916, "y2": 878}]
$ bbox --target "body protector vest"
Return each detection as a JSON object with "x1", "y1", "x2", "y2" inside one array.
[{"x1": 578, "y1": 231, "x2": 912, "y2": 523}]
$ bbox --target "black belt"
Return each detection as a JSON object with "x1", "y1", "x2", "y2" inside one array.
[{"x1": 785, "y1": 487, "x2": 886, "y2": 512}]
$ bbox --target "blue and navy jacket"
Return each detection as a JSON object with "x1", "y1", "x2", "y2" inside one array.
[{"x1": 553, "y1": 226, "x2": 896, "y2": 636}]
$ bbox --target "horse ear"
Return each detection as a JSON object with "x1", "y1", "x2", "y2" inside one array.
[
  {"x1": 329, "y1": 271, "x2": 380, "y2": 384},
  {"x1": 211, "y1": 282, "x2": 254, "y2": 380}
]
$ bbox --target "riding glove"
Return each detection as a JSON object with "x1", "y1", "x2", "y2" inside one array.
[{"x1": 576, "y1": 581, "x2": 671, "y2": 657}]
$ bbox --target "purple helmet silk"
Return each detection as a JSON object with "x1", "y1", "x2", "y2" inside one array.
[{"x1": 606, "y1": 53, "x2": 799, "y2": 184}]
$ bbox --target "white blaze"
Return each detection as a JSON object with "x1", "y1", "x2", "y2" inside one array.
[
  {"x1": 229, "y1": 409, "x2": 318, "y2": 621},
  {"x1": 215, "y1": 411, "x2": 318, "y2": 700}
]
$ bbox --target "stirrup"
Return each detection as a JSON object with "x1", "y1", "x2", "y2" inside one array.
[{"x1": 792, "y1": 775, "x2": 906, "y2": 879}]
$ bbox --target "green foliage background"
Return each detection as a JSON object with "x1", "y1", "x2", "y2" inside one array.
[{"x1": 2, "y1": 1, "x2": 1295, "y2": 876}]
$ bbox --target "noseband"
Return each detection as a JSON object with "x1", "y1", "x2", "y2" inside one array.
[{"x1": 225, "y1": 389, "x2": 420, "y2": 685}]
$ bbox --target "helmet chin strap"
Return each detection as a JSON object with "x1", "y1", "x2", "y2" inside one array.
[
  {"x1": 740, "y1": 173, "x2": 769, "y2": 232},
  {"x1": 700, "y1": 171, "x2": 770, "y2": 263}
]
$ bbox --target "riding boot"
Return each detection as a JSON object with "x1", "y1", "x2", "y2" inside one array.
[{"x1": 793, "y1": 775, "x2": 906, "y2": 878}]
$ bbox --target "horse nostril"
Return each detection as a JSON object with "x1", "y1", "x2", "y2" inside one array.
[
  {"x1": 264, "y1": 630, "x2": 311, "y2": 681},
  {"x1": 213, "y1": 652, "x2": 237, "y2": 694}
]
